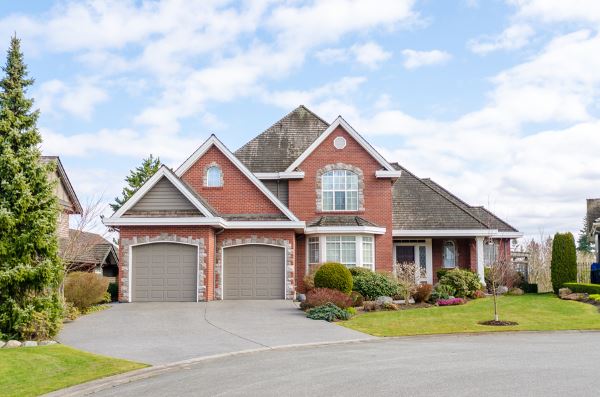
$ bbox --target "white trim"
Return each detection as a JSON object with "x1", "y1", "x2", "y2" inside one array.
[
  {"x1": 394, "y1": 239, "x2": 432, "y2": 284},
  {"x1": 476, "y1": 236, "x2": 486, "y2": 286},
  {"x1": 104, "y1": 216, "x2": 304, "y2": 229},
  {"x1": 174, "y1": 135, "x2": 299, "y2": 221},
  {"x1": 110, "y1": 166, "x2": 215, "y2": 219},
  {"x1": 284, "y1": 116, "x2": 395, "y2": 173},
  {"x1": 306, "y1": 234, "x2": 376, "y2": 270},
  {"x1": 221, "y1": 243, "x2": 287, "y2": 300},
  {"x1": 493, "y1": 232, "x2": 524, "y2": 238},
  {"x1": 375, "y1": 170, "x2": 403, "y2": 178},
  {"x1": 393, "y1": 229, "x2": 499, "y2": 237},
  {"x1": 223, "y1": 221, "x2": 305, "y2": 230},
  {"x1": 128, "y1": 241, "x2": 201, "y2": 303},
  {"x1": 255, "y1": 171, "x2": 305, "y2": 180},
  {"x1": 305, "y1": 226, "x2": 386, "y2": 235}
]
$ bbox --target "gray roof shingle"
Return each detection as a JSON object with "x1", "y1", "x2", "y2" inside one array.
[
  {"x1": 234, "y1": 105, "x2": 329, "y2": 172},
  {"x1": 60, "y1": 230, "x2": 117, "y2": 265},
  {"x1": 307, "y1": 216, "x2": 381, "y2": 228}
]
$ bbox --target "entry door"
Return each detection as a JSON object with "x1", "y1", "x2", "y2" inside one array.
[{"x1": 395, "y1": 245, "x2": 428, "y2": 281}]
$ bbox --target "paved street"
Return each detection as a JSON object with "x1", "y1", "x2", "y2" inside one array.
[{"x1": 91, "y1": 331, "x2": 600, "y2": 397}]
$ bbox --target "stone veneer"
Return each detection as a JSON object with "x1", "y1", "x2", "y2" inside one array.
[
  {"x1": 315, "y1": 163, "x2": 365, "y2": 212},
  {"x1": 120, "y1": 233, "x2": 206, "y2": 302},
  {"x1": 203, "y1": 161, "x2": 224, "y2": 187},
  {"x1": 215, "y1": 236, "x2": 295, "y2": 300}
]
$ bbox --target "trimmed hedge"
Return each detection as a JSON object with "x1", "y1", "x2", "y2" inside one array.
[
  {"x1": 551, "y1": 232, "x2": 577, "y2": 293},
  {"x1": 563, "y1": 283, "x2": 600, "y2": 295},
  {"x1": 314, "y1": 262, "x2": 353, "y2": 294}
]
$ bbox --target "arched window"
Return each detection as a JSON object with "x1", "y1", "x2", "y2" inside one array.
[
  {"x1": 443, "y1": 240, "x2": 456, "y2": 268},
  {"x1": 322, "y1": 170, "x2": 358, "y2": 211},
  {"x1": 206, "y1": 165, "x2": 222, "y2": 187}
]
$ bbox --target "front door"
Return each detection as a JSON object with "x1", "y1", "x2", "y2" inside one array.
[{"x1": 394, "y1": 244, "x2": 428, "y2": 282}]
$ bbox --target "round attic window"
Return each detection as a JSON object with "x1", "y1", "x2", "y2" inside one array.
[{"x1": 333, "y1": 136, "x2": 347, "y2": 150}]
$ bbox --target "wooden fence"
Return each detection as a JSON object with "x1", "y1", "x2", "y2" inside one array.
[
  {"x1": 577, "y1": 262, "x2": 592, "y2": 284},
  {"x1": 511, "y1": 251, "x2": 530, "y2": 282}
]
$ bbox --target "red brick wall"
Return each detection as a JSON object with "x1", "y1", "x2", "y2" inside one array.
[
  {"x1": 288, "y1": 126, "x2": 395, "y2": 271},
  {"x1": 181, "y1": 145, "x2": 283, "y2": 216},
  {"x1": 296, "y1": 234, "x2": 307, "y2": 292},
  {"x1": 432, "y1": 238, "x2": 474, "y2": 282}
]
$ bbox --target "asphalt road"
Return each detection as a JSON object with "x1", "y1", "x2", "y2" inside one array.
[{"x1": 92, "y1": 331, "x2": 600, "y2": 397}]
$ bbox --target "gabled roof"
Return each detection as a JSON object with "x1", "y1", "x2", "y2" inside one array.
[
  {"x1": 59, "y1": 230, "x2": 118, "y2": 266},
  {"x1": 175, "y1": 135, "x2": 299, "y2": 221},
  {"x1": 41, "y1": 156, "x2": 82, "y2": 214},
  {"x1": 234, "y1": 105, "x2": 330, "y2": 173}
]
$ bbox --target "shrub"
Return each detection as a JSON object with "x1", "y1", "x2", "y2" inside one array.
[
  {"x1": 507, "y1": 288, "x2": 524, "y2": 296},
  {"x1": 18, "y1": 311, "x2": 56, "y2": 341},
  {"x1": 551, "y1": 232, "x2": 577, "y2": 293},
  {"x1": 302, "y1": 264, "x2": 322, "y2": 292},
  {"x1": 430, "y1": 284, "x2": 455, "y2": 301},
  {"x1": 472, "y1": 290, "x2": 486, "y2": 299},
  {"x1": 346, "y1": 307, "x2": 357, "y2": 316},
  {"x1": 314, "y1": 262, "x2": 353, "y2": 294},
  {"x1": 100, "y1": 291, "x2": 112, "y2": 304},
  {"x1": 413, "y1": 284, "x2": 433, "y2": 303},
  {"x1": 63, "y1": 302, "x2": 80, "y2": 321},
  {"x1": 64, "y1": 272, "x2": 110, "y2": 311},
  {"x1": 589, "y1": 294, "x2": 600, "y2": 302},
  {"x1": 300, "y1": 288, "x2": 353, "y2": 310},
  {"x1": 439, "y1": 269, "x2": 482, "y2": 298},
  {"x1": 108, "y1": 282, "x2": 118, "y2": 302},
  {"x1": 436, "y1": 268, "x2": 450, "y2": 281},
  {"x1": 353, "y1": 271, "x2": 402, "y2": 300},
  {"x1": 306, "y1": 303, "x2": 351, "y2": 322},
  {"x1": 350, "y1": 291, "x2": 364, "y2": 307},
  {"x1": 563, "y1": 282, "x2": 600, "y2": 295},
  {"x1": 363, "y1": 301, "x2": 377, "y2": 312},
  {"x1": 437, "y1": 297, "x2": 466, "y2": 306},
  {"x1": 349, "y1": 267, "x2": 372, "y2": 277},
  {"x1": 521, "y1": 283, "x2": 538, "y2": 294}
]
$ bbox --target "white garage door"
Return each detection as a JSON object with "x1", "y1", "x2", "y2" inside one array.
[
  {"x1": 132, "y1": 243, "x2": 197, "y2": 302},
  {"x1": 223, "y1": 245, "x2": 285, "y2": 300}
]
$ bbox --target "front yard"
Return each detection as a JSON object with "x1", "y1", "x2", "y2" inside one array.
[
  {"x1": 0, "y1": 344, "x2": 147, "y2": 397},
  {"x1": 340, "y1": 294, "x2": 600, "y2": 336}
]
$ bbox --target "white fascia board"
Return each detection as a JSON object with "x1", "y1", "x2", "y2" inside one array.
[
  {"x1": 110, "y1": 166, "x2": 214, "y2": 219},
  {"x1": 375, "y1": 170, "x2": 402, "y2": 178},
  {"x1": 393, "y1": 229, "x2": 499, "y2": 237},
  {"x1": 255, "y1": 171, "x2": 305, "y2": 180},
  {"x1": 174, "y1": 135, "x2": 299, "y2": 222},
  {"x1": 225, "y1": 221, "x2": 305, "y2": 229},
  {"x1": 494, "y1": 232, "x2": 524, "y2": 238},
  {"x1": 103, "y1": 217, "x2": 226, "y2": 227},
  {"x1": 284, "y1": 116, "x2": 395, "y2": 173},
  {"x1": 305, "y1": 226, "x2": 386, "y2": 235}
]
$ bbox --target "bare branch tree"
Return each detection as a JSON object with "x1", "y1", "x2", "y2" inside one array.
[{"x1": 394, "y1": 261, "x2": 421, "y2": 305}]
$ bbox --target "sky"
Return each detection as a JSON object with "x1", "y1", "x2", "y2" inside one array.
[{"x1": 0, "y1": 0, "x2": 599, "y2": 241}]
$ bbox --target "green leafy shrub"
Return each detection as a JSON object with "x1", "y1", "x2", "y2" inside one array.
[
  {"x1": 472, "y1": 290, "x2": 486, "y2": 299},
  {"x1": 436, "y1": 268, "x2": 450, "y2": 281},
  {"x1": 413, "y1": 284, "x2": 433, "y2": 303},
  {"x1": 108, "y1": 282, "x2": 118, "y2": 302},
  {"x1": 589, "y1": 294, "x2": 600, "y2": 302},
  {"x1": 352, "y1": 271, "x2": 401, "y2": 300},
  {"x1": 350, "y1": 291, "x2": 364, "y2": 307},
  {"x1": 302, "y1": 264, "x2": 322, "y2": 292},
  {"x1": 64, "y1": 272, "x2": 110, "y2": 311},
  {"x1": 300, "y1": 288, "x2": 353, "y2": 310},
  {"x1": 349, "y1": 267, "x2": 372, "y2": 277},
  {"x1": 306, "y1": 303, "x2": 351, "y2": 322},
  {"x1": 346, "y1": 307, "x2": 357, "y2": 316},
  {"x1": 522, "y1": 283, "x2": 538, "y2": 294},
  {"x1": 100, "y1": 291, "x2": 112, "y2": 304},
  {"x1": 63, "y1": 302, "x2": 80, "y2": 321},
  {"x1": 563, "y1": 283, "x2": 600, "y2": 295},
  {"x1": 551, "y1": 232, "x2": 577, "y2": 294},
  {"x1": 314, "y1": 262, "x2": 353, "y2": 294},
  {"x1": 439, "y1": 269, "x2": 482, "y2": 298},
  {"x1": 18, "y1": 310, "x2": 58, "y2": 341}
]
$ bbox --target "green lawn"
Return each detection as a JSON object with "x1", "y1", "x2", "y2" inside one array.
[
  {"x1": 340, "y1": 294, "x2": 600, "y2": 337},
  {"x1": 0, "y1": 345, "x2": 147, "y2": 397}
]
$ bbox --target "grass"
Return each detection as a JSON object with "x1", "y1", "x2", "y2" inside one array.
[
  {"x1": 340, "y1": 294, "x2": 600, "y2": 337},
  {"x1": 0, "y1": 345, "x2": 147, "y2": 397}
]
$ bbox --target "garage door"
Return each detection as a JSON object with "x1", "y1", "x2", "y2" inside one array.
[
  {"x1": 223, "y1": 245, "x2": 285, "y2": 300},
  {"x1": 132, "y1": 243, "x2": 197, "y2": 302}
]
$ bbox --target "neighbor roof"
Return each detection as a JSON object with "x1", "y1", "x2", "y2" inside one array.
[
  {"x1": 307, "y1": 215, "x2": 381, "y2": 228},
  {"x1": 234, "y1": 105, "x2": 330, "y2": 173},
  {"x1": 60, "y1": 230, "x2": 117, "y2": 266}
]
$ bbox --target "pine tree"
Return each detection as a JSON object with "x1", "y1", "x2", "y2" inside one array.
[
  {"x1": 110, "y1": 155, "x2": 161, "y2": 211},
  {"x1": 550, "y1": 232, "x2": 577, "y2": 294},
  {"x1": 577, "y1": 217, "x2": 592, "y2": 253},
  {"x1": 0, "y1": 36, "x2": 63, "y2": 339}
]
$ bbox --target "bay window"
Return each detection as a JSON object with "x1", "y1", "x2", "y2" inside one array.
[{"x1": 307, "y1": 235, "x2": 375, "y2": 269}]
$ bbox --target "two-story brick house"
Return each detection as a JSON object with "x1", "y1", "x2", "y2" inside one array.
[{"x1": 104, "y1": 106, "x2": 522, "y2": 302}]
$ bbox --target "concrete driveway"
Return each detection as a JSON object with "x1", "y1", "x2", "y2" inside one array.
[{"x1": 58, "y1": 300, "x2": 373, "y2": 365}]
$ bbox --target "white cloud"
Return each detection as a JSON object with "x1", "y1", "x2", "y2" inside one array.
[
  {"x1": 401, "y1": 49, "x2": 451, "y2": 69},
  {"x1": 509, "y1": 0, "x2": 600, "y2": 24},
  {"x1": 468, "y1": 24, "x2": 535, "y2": 54},
  {"x1": 35, "y1": 78, "x2": 108, "y2": 119},
  {"x1": 315, "y1": 42, "x2": 392, "y2": 69}
]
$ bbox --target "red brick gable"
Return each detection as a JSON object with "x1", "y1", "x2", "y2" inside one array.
[{"x1": 181, "y1": 145, "x2": 284, "y2": 216}]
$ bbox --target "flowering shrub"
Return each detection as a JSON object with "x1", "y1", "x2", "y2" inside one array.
[
  {"x1": 300, "y1": 288, "x2": 353, "y2": 310},
  {"x1": 436, "y1": 297, "x2": 466, "y2": 306}
]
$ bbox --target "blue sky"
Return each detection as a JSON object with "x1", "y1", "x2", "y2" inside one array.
[{"x1": 1, "y1": 0, "x2": 599, "y2": 240}]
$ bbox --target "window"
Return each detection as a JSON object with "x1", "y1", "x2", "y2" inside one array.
[
  {"x1": 419, "y1": 246, "x2": 427, "y2": 278},
  {"x1": 443, "y1": 241, "x2": 456, "y2": 268},
  {"x1": 326, "y1": 236, "x2": 357, "y2": 266},
  {"x1": 308, "y1": 237, "x2": 320, "y2": 264},
  {"x1": 322, "y1": 170, "x2": 358, "y2": 211},
  {"x1": 362, "y1": 236, "x2": 373, "y2": 268},
  {"x1": 484, "y1": 241, "x2": 498, "y2": 266},
  {"x1": 206, "y1": 166, "x2": 222, "y2": 187}
]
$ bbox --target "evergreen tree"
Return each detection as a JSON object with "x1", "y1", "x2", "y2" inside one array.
[
  {"x1": 110, "y1": 155, "x2": 161, "y2": 211},
  {"x1": 577, "y1": 217, "x2": 592, "y2": 253},
  {"x1": 0, "y1": 36, "x2": 63, "y2": 339},
  {"x1": 550, "y1": 232, "x2": 577, "y2": 294}
]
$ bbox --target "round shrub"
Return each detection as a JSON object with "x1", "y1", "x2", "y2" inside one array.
[
  {"x1": 64, "y1": 272, "x2": 109, "y2": 311},
  {"x1": 300, "y1": 288, "x2": 353, "y2": 310},
  {"x1": 438, "y1": 269, "x2": 482, "y2": 298},
  {"x1": 314, "y1": 262, "x2": 353, "y2": 294},
  {"x1": 413, "y1": 283, "x2": 433, "y2": 303},
  {"x1": 551, "y1": 232, "x2": 577, "y2": 294},
  {"x1": 352, "y1": 271, "x2": 401, "y2": 300}
]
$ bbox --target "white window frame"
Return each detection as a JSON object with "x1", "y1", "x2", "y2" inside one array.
[
  {"x1": 443, "y1": 240, "x2": 457, "y2": 269},
  {"x1": 305, "y1": 234, "x2": 375, "y2": 272},
  {"x1": 393, "y1": 240, "x2": 432, "y2": 284},
  {"x1": 321, "y1": 170, "x2": 359, "y2": 211},
  {"x1": 308, "y1": 236, "x2": 320, "y2": 265},
  {"x1": 206, "y1": 166, "x2": 222, "y2": 187},
  {"x1": 483, "y1": 240, "x2": 499, "y2": 266}
]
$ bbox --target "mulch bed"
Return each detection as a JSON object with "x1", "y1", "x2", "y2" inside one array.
[{"x1": 479, "y1": 320, "x2": 519, "y2": 326}]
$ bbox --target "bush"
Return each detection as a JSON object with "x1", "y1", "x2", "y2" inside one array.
[
  {"x1": 64, "y1": 272, "x2": 110, "y2": 311},
  {"x1": 108, "y1": 282, "x2": 118, "y2": 302},
  {"x1": 563, "y1": 282, "x2": 600, "y2": 295},
  {"x1": 436, "y1": 268, "x2": 450, "y2": 281},
  {"x1": 302, "y1": 264, "x2": 322, "y2": 292},
  {"x1": 18, "y1": 311, "x2": 55, "y2": 341},
  {"x1": 551, "y1": 232, "x2": 577, "y2": 294},
  {"x1": 100, "y1": 291, "x2": 112, "y2": 304},
  {"x1": 430, "y1": 284, "x2": 455, "y2": 301},
  {"x1": 472, "y1": 290, "x2": 486, "y2": 299},
  {"x1": 300, "y1": 288, "x2": 353, "y2": 310},
  {"x1": 522, "y1": 283, "x2": 538, "y2": 294},
  {"x1": 507, "y1": 288, "x2": 524, "y2": 296},
  {"x1": 589, "y1": 294, "x2": 600, "y2": 302},
  {"x1": 314, "y1": 262, "x2": 353, "y2": 294},
  {"x1": 63, "y1": 302, "x2": 80, "y2": 321},
  {"x1": 439, "y1": 269, "x2": 482, "y2": 298},
  {"x1": 350, "y1": 291, "x2": 364, "y2": 307},
  {"x1": 306, "y1": 303, "x2": 351, "y2": 322},
  {"x1": 346, "y1": 307, "x2": 357, "y2": 316},
  {"x1": 413, "y1": 284, "x2": 432, "y2": 303},
  {"x1": 437, "y1": 297, "x2": 466, "y2": 306},
  {"x1": 352, "y1": 271, "x2": 401, "y2": 300},
  {"x1": 349, "y1": 267, "x2": 372, "y2": 277}
]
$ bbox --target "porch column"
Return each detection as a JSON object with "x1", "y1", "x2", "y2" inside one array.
[{"x1": 476, "y1": 236, "x2": 486, "y2": 286}]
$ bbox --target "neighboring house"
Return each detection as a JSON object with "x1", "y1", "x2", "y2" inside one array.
[
  {"x1": 60, "y1": 230, "x2": 119, "y2": 281},
  {"x1": 587, "y1": 199, "x2": 600, "y2": 262},
  {"x1": 104, "y1": 106, "x2": 522, "y2": 303}
]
